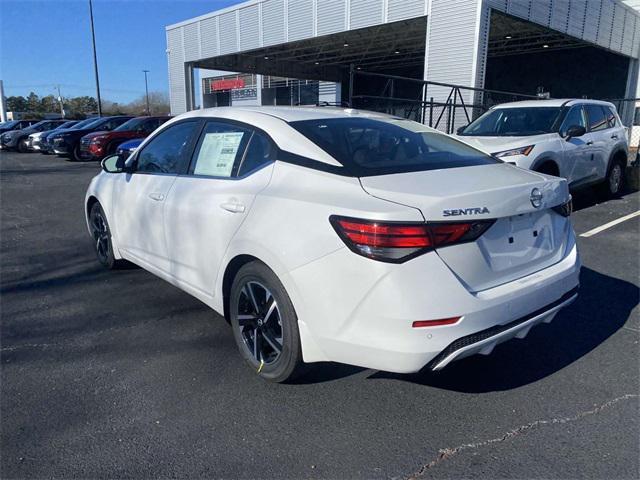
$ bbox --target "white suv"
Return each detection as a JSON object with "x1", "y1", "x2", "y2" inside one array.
[{"x1": 457, "y1": 99, "x2": 628, "y2": 196}]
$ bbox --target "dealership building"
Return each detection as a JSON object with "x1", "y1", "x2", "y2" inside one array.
[{"x1": 166, "y1": 0, "x2": 640, "y2": 128}]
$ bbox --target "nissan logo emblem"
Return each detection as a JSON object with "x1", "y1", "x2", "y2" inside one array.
[{"x1": 530, "y1": 188, "x2": 543, "y2": 208}]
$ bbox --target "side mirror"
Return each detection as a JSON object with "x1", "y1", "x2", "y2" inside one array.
[
  {"x1": 564, "y1": 125, "x2": 586, "y2": 140},
  {"x1": 456, "y1": 125, "x2": 468, "y2": 135},
  {"x1": 101, "y1": 154, "x2": 127, "y2": 173}
]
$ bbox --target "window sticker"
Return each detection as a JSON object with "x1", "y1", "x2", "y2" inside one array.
[{"x1": 194, "y1": 131, "x2": 245, "y2": 177}]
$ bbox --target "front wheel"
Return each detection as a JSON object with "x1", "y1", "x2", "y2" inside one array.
[
  {"x1": 229, "y1": 262, "x2": 304, "y2": 383},
  {"x1": 601, "y1": 160, "x2": 625, "y2": 198},
  {"x1": 71, "y1": 144, "x2": 83, "y2": 162},
  {"x1": 17, "y1": 138, "x2": 29, "y2": 153},
  {"x1": 89, "y1": 202, "x2": 119, "y2": 269}
]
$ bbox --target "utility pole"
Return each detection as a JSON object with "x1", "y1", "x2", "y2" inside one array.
[
  {"x1": 143, "y1": 70, "x2": 150, "y2": 115},
  {"x1": 0, "y1": 80, "x2": 7, "y2": 122},
  {"x1": 55, "y1": 85, "x2": 65, "y2": 118},
  {"x1": 88, "y1": 0, "x2": 102, "y2": 116}
]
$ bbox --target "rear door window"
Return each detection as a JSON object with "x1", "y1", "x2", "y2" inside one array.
[
  {"x1": 290, "y1": 117, "x2": 498, "y2": 177},
  {"x1": 585, "y1": 105, "x2": 608, "y2": 131},
  {"x1": 190, "y1": 121, "x2": 252, "y2": 178}
]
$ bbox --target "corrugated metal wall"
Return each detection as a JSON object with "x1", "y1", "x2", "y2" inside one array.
[{"x1": 167, "y1": 28, "x2": 186, "y2": 115}]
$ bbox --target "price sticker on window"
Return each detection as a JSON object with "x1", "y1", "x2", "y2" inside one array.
[{"x1": 194, "y1": 131, "x2": 245, "y2": 177}]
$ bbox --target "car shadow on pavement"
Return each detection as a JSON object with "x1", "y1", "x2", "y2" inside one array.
[
  {"x1": 571, "y1": 186, "x2": 636, "y2": 212},
  {"x1": 367, "y1": 266, "x2": 638, "y2": 392}
]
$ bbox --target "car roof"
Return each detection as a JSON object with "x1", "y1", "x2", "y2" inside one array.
[
  {"x1": 492, "y1": 98, "x2": 616, "y2": 109},
  {"x1": 178, "y1": 106, "x2": 402, "y2": 123}
]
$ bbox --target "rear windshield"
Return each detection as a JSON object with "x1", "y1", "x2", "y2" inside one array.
[
  {"x1": 114, "y1": 117, "x2": 148, "y2": 132},
  {"x1": 290, "y1": 117, "x2": 498, "y2": 177},
  {"x1": 459, "y1": 107, "x2": 561, "y2": 137},
  {"x1": 70, "y1": 118, "x2": 98, "y2": 130}
]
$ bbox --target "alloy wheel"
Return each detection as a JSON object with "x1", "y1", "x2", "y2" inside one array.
[
  {"x1": 235, "y1": 281, "x2": 283, "y2": 365},
  {"x1": 90, "y1": 208, "x2": 110, "y2": 264},
  {"x1": 609, "y1": 164, "x2": 622, "y2": 194}
]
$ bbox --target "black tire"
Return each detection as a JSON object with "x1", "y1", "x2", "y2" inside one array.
[
  {"x1": 17, "y1": 138, "x2": 29, "y2": 153},
  {"x1": 601, "y1": 158, "x2": 625, "y2": 198},
  {"x1": 71, "y1": 144, "x2": 83, "y2": 162},
  {"x1": 229, "y1": 261, "x2": 304, "y2": 383},
  {"x1": 88, "y1": 202, "x2": 120, "y2": 269}
]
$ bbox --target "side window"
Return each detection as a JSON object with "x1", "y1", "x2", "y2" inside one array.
[
  {"x1": 634, "y1": 107, "x2": 640, "y2": 127},
  {"x1": 238, "y1": 131, "x2": 275, "y2": 176},
  {"x1": 585, "y1": 105, "x2": 608, "y2": 132},
  {"x1": 605, "y1": 107, "x2": 617, "y2": 128},
  {"x1": 560, "y1": 106, "x2": 586, "y2": 136},
  {"x1": 190, "y1": 121, "x2": 251, "y2": 178},
  {"x1": 136, "y1": 121, "x2": 198, "y2": 174}
]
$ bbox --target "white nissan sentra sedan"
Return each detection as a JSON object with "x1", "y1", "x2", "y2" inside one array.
[{"x1": 85, "y1": 107, "x2": 580, "y2": 382}]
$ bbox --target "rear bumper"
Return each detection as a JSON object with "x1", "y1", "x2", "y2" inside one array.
[
  {"x1": 285, "y1": 229, "x2": 581, "y2": 373},
  {"x1": 427, "y1": 286, "x2": 578, "y2": 370},
  {"x1": 31, "y1": 140, "x2": 45, "y2": 151}
]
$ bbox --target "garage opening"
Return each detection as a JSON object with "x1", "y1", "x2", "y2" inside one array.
[
  {"x1": 485, "y1": 11, "x2": 630, "y2": 100},
  {"x1": 193, "y1": 17, "x2": 428, "y2": 106}
]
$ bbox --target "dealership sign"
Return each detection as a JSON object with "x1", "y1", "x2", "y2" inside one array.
[{"x1": 211, "y1": 78, "x2": 245, "y2": 91}]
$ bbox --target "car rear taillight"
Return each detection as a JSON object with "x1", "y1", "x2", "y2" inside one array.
[{"x1": 330, "y1": 216, "x2": 495, "y2": 263}]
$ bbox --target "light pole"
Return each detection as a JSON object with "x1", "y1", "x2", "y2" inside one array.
[
  {"x1": 55, "y1": 85, "x2": 65, "y2": 118},
  {"x1": 88, "y1": 0, "x2": 102, "y2": 116},
  {"x1": 143, "y1": 70, "x2": 150, "y2": 115}
]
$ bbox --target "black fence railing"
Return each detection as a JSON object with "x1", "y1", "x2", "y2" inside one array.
[{"x1": 348, "y1": 70, "x2": 542, "y2": 134}]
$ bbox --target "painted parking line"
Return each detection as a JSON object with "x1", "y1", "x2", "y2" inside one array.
[{"x1": 579, "y1": 210, "x2": 640, "y2": 238}]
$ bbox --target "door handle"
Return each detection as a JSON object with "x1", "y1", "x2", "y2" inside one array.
[
  {"x1": 220, "y1": 202, "x2": 246, "y2": 213},
  {"x1": 586, "y1": 141, "x2": 594, "y2": 145},
  {"x1": 611, "y1": 134, "x2": 618, "y2": 139},
  {"x1": 148, "y1": 192, "x2": 165, "y2": 201}
]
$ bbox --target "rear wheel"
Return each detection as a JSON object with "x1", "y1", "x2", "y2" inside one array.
[
  {"x1": 601, "y1": 159, "x2": 625, "y2": 198},
  {"x1": 229, "y1": 262, "x2": 304, "y2": 383},
  {"x1": 89, "y1": 202, "x2": 119, "y2": 269}
]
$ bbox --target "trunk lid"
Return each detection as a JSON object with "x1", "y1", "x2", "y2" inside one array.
[{"x1": 359, "y1": 163, "x2": 572, "y2": 292}]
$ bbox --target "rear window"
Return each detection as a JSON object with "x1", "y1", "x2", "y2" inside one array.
[{"x1": 290, "y1": 117, "x2": 498, "y2": 177}]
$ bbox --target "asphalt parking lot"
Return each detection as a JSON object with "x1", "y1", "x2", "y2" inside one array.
[{"x1": 1, "y1": 151, "x2": 639, "y2": 479}]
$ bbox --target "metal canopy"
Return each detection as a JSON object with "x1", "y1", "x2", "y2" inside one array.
[
  {"x1": 194, "y1": 17, "x2": 427, "y2": 82},
  {"x1": 488, "y1": 11, "x2": 590, "y2": 58}
]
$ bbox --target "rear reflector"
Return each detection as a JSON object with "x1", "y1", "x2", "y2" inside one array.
[
  {"x1": 330, "y1": 216, "x2": 495, "y2": 263},
  {"x1": 412, "y1": 317, "x2": 461, "y2": 328}
]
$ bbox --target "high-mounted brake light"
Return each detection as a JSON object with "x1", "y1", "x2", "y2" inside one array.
[{"x1": 330, "y1": 216, "x2": 495, "y2": 263}]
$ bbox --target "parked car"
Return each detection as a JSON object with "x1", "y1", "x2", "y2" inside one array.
[
  {"x1": 28, "y1": 120, "x2": 79, "y2": 152},
  {"x1": 80, "y1": 116, "x2": 171, "y2": 161},
  {"x1": 41, "y1": 119, "x2": 97, "y2": 155},
  {"x1": 115, "y1": 138, "x2": 144, "y2": 158},
  {"x1": 86, "y1": 107, "x2": 579, "y2": 382},
  {"x1": 456, "y1": 99, "x2": 629, "y2": 197},
  {"x1": 0, "y1": 119, "x2": 68, "y2": 152},
  {"x1": 49, "y1": 116, "x2": 132, "y2": 161},
  {"x1": 0, "y1": 119, "x2": 39, "y2": 135}
]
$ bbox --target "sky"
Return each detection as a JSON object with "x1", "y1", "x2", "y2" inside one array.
[{"x1": 0, "y1": 0, "x2": 241, "y2": 104}]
